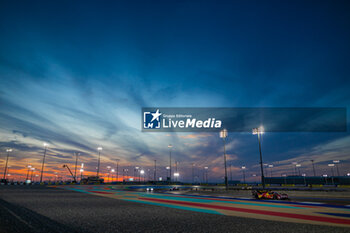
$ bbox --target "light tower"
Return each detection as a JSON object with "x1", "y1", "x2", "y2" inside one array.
[
  {"x1": 220, "y1": 129, "x2": 228, "y2": 190},
  {"x1": 252, "y1": 127, "x2": 265, "y2": 189},
  {"x1": 3, "y1": 149, "x2": 12, "y2": 180},
  {"x1": 168, "y1": 144, "x2": 173, "y2": 182},
  {"x1": 40, "y1": 143, "x2": 48, "y2": 183},
  {"x1": 96, "y1": 147, "x2": 102, "y2": 177}
]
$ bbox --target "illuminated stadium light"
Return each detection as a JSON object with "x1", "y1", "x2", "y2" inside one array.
[
  {"x1": 252, "y1": 126, "x2": 265, "y2": 188},
  {"x1": 252, "y1": 126, "x2": 264, "y2": 135},
  {"x1": 220, "y1": 129, "x2": 228, "y2": 138}
]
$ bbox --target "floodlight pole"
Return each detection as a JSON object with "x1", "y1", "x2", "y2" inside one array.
[
  {"x1": 26, "y1": 165, "x2": 31, "y2": 181},
  {"x1": 220, "y1": 129, "x2": 228, "y2": 191},
  {"x1": 168, "y1": 145, "x2": 173, "y2": 182},
  {"x1": 3, "y1": 149, "x2": 12, "y2": 180},
  {"x1": 333, "y1": 160, "x2": 340, "y2": 176},
  {"x1": 40, "y1": 144, "x2": 48, "y2": 183},
  {"x1": 224, "y1": 138, "x2": 228, "y2": 190},
  {"x1": 154, "y1": 160, "x2": 157, "y2": 181},
  {"x1": 242, "y1": 166, "x2": 246, "y2": 184},
  {"x1": 311, "y1": 160, "x2": 316, "y2": 176},
  {"x1": 258, "y1": 132, "x2": 265, "y2": 188},
  {"x1": 192, "y1": 163, "x2": 195, "y2": 183},
  {"x1": 253, "y1": 128, "x2": 265, "y2": 189},
  {"x1": 116, "y1": 159, "x2": 119, "y2": 182},
  {"x1": 74, "y1": 152, "x2": 79, "y2": 181},
  {"x1": 96, "y1": 147, "x2": 102, "y2": 177}
]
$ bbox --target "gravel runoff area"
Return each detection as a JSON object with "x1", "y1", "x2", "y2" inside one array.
[{"x1": 0, "y1": 186, "x2": 349, "y2": 233}]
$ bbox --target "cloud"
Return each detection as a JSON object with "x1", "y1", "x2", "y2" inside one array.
[{"x1": 178, "y1": 133, "x2": 213, "y2": 139}]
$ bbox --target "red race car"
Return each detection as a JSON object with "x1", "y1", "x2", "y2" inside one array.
[{"x1": 252, "y1": 190, "x2": 289, "y2": 200}]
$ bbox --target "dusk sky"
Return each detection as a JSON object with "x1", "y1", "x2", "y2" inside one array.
[{"x1": 0, "y1": 0, "x2": 349, "y2": 182}]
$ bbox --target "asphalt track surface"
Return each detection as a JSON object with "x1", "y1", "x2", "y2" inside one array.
[
  {"x1": 0, "y1": 186, "x2": 349, "y2": 233},
  {"x1": 183, "y1": 190, "x2": 350, "y2": 206}
]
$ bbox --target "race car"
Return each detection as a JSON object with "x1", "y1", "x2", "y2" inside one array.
[{"x1": 252, "y1": 190, "x2": 289, "y2": 200}]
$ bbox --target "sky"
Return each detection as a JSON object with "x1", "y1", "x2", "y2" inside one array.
[{"x1": 0, "y1": 0, "x2": 350, "y2": 182}]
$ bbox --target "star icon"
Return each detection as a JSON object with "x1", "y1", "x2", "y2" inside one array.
[{"x1": 151, "y1": 109, "x2": 162, "y2": 122}]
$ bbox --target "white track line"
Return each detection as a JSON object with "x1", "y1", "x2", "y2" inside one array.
[{"x1": 299, "y1": 201, "x2": 323, "y2": 205}]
